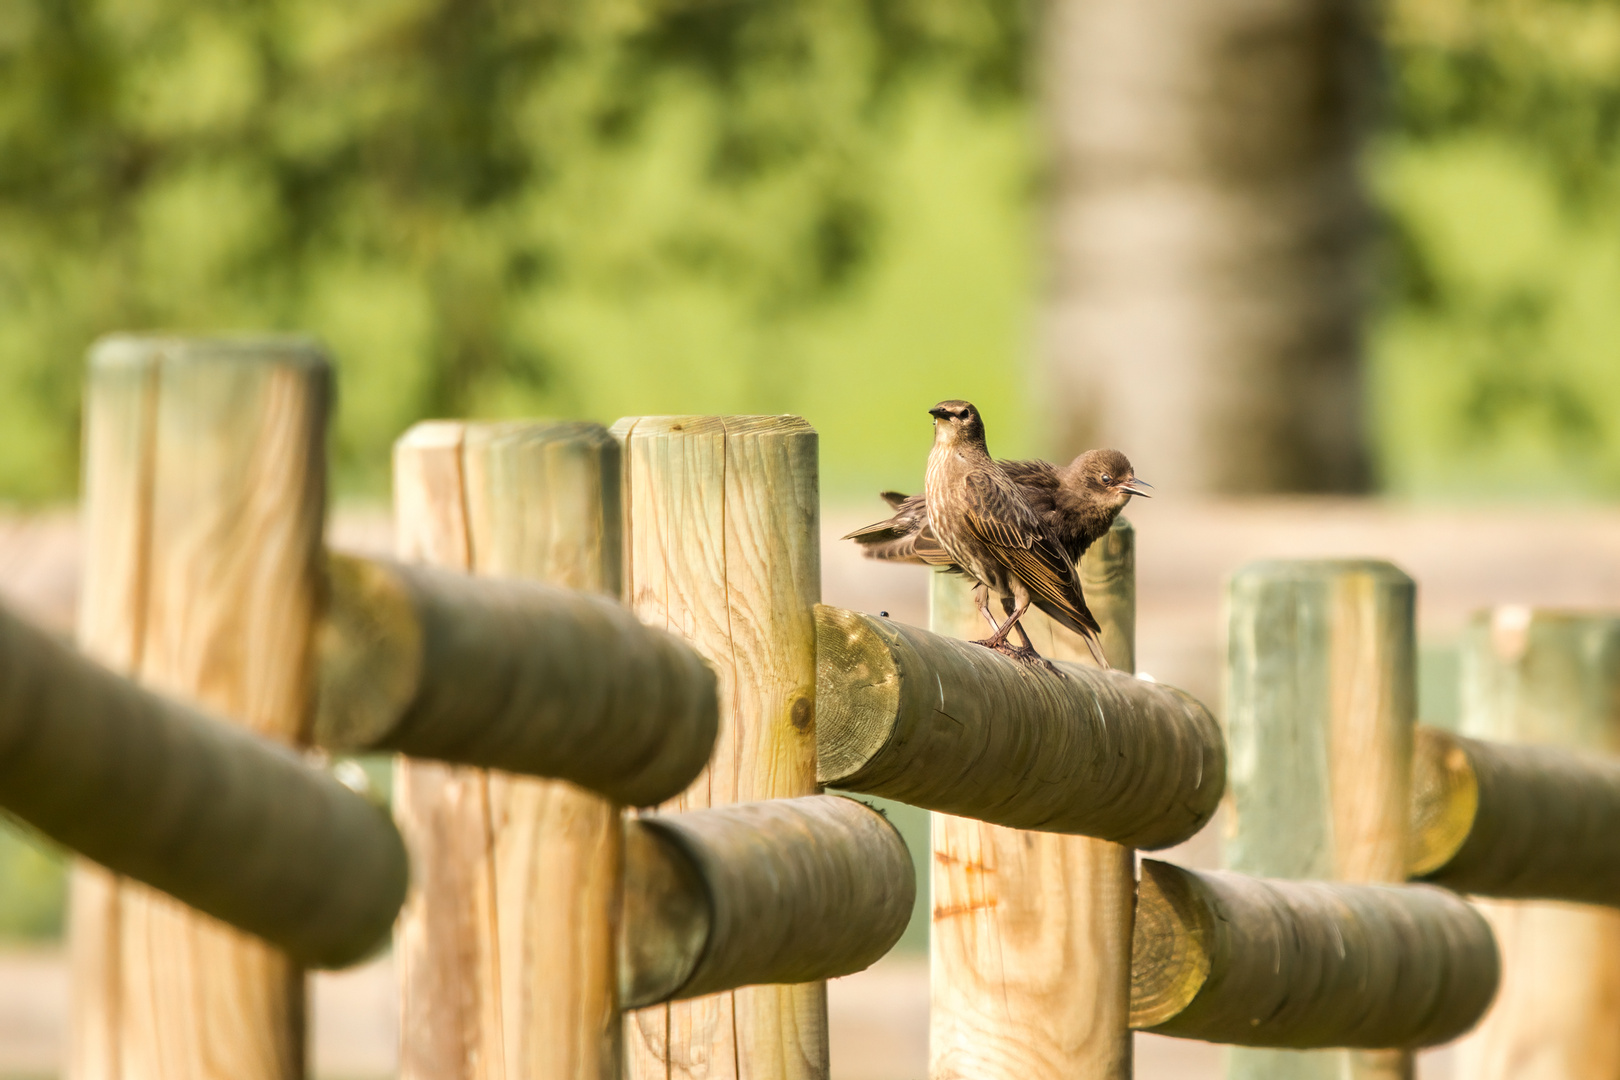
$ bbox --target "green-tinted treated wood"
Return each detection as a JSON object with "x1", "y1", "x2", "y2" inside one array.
[
  {"x1": 0, "y1": 600, "x2": 407, "y2": 966},
  {"x1": 1411, "y1": 726, "x2": 1620, "y2": 904},
  {"x1": 1224, "y1": 560, "x2": 1416, "y2": 1080},
  {"x1": 1130, "y1": 861, "x2": 1497, "y2": 1048},
  {"x1": 814, "y1": 605, "x2": 1221, "y2": 847},
  {"x1": 620, "y1": 794, "x2": 914, "y2": 1007},
  {"x1": 1450, "y1": 609, "x2": 1620, "y2": 1080},
  {"x1": 315, "y1": 553, "x2": 718, "y2": 805},
  {"x1": 929, "y1": 521, "x2": 1138, "y2": 1080}
]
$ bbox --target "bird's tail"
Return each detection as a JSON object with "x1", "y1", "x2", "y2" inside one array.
[{"x1": 1029, "y1": 595, "x2": 1111, "y2": 670}]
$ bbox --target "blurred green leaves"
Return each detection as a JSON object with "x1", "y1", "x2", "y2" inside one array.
[
  {"x1": 1373, "y1": 0, "x2": 1620, "y2": 497},
  {"x1": 0, "y1": 0, "x2": 1033, "y2": 500}
]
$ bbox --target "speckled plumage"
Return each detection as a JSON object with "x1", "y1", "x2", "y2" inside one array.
[{"x1": 910, "y1": 400, "x2": 1108, "y2": 668}]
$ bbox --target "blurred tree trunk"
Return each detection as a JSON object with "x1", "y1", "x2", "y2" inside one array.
[{"x1": 1040, "y1": 0, "x2": 1373, "y2": 495}]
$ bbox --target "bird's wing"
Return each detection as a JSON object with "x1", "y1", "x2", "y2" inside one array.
[
  {"x1": 961, "y1": 472, "x2": 1102, "y2": 637},
  {"x1": 843, "y1": 494, "x2": 956, "y2": 566},
  {"x1": 999, "y1": 458, "x2": 1060, "y2": 491}
]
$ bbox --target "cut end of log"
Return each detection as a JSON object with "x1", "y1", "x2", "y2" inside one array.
[
  {"x1": 620, "y1": 795, "x2": 914, "y2": 1008},
  {"x1": 814, "y1": 605, "x2": 903, "y2": 785},
  {"x1": 1409, "y1": 727, "x2": 1480, "y2": 878},
  {"x1": 1130, "y1": 859, "x2": 1215, "y2": 1029},
  {"x1": 314, "y1": 553, "x2": 424, "y2": 750},
  {"x1": 620, "y1": 816, "x2": 712, "y2": 1010}
]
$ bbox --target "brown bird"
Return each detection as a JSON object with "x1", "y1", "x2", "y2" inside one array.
[
  {"x1": 844, "y1": 449, "x2": 1150, "y2": 569},
  {"x1": 918, "y1": 399, "x2": 1108, "y2": 669}
]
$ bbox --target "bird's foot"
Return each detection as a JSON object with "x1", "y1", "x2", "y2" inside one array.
[
  {"x1": 1003, "y1": 644, "x2": 1065, "y2": 676},
  {"x1": 971, "y1": 639, "x2": 1065, "y2": 676}
]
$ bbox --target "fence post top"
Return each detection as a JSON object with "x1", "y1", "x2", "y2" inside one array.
[
  {"x1": 1229, "y1": 558, "x2": 1415, "y2": 588},
  {"x1": 611, "y1": 414, "x2": 816, "y2": 438},
  {"x1": 89, "y1": 333, "x2": 330, "y2": 370}
]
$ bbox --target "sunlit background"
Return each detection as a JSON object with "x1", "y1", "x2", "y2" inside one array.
[{"x1": 3, "y1": 0, "x2": 1620, "y2": 1075}]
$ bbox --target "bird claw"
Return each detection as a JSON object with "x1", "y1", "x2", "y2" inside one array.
[{"x1": 971, "y1": 639, "x2": 1065, "y2": 677}]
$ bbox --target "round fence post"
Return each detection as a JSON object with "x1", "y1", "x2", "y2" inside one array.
[
  {"x1": 613, "y1": 415, "x2": 825, "y2": 1080},
  {"x1": 1224, "y1": 559, "x2": 1417, "y2": 1080},
  {"x1": 68, "y1": 336, "x2": 330, "y2": 1080},
  {"x1": 929, "y1": 519, "x2": 1136, "y2": 1080},
  {"x1": 391, "y1": 421, "x2": 625, "y2": 1080},
  {"x1": 1450, "y1": 608, "x2": 1620, "y2": 1080}
]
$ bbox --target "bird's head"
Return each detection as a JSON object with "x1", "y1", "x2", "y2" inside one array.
[
  {"x1": 928, "y1": 400, "x2": 985, "y2": 448},
  {"x1": 1070, "y1": 448, "x2": 1152, "y2": 508}
]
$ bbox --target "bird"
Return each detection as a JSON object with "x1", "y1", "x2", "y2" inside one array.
[
  {"x1": 843, "y1": 449, "x2": 1150, "y2": 570},
  {"x1": 917, "y1": 399, "x2": 1109, "y2": 670}
]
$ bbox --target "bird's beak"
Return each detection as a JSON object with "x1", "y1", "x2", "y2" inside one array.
[
  {"x1": 1119, "y1": 477, "x2": 1153, "y2": 498},
  {"x1": 928, "y1": 407, "x2": 949, "y2": 420}
]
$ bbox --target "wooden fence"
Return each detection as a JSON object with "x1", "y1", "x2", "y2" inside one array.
[{"x1": 1, "y1": 336, "x2": 1619, "y2": 1079}]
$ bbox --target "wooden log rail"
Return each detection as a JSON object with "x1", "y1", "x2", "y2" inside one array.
[
  {"x1": 1412, "y1": 725, "x2": 1620, "y2": 906},
  {"x1": 1131, "y1": 860, "x2": 1500, "y2": 1049},
  {"x1": 620, "y1": 794, "x2": 914, "y2": 1009},
  {"x1": 314, "y1": 551, "x2": 719, "y2": 807},
  {"x1": 0, "y1": 599, "x2": 407, "y2": 968},
  {"x1": 815, "y1": 604, "x2": 1224, "y2": 849}
]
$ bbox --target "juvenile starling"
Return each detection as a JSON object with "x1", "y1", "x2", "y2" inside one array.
[
  {"x1": 920, "y1": 399, "x2": 1107, "y2": 669},
  {"x1": 843, "y1": 448, "x2": 1150, "y2": 568}
]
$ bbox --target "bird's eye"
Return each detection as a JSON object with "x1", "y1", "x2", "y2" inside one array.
[{"x1": 1101, "y1": 474, "x2": 1113, "y2": 485}]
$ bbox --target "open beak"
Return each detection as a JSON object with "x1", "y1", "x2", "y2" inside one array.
[{"x1": 1119, "y1": 477, "x2": 1153, "y2": 498}]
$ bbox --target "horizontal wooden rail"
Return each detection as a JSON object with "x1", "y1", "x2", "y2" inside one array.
[
  {"x1": 1411, "y1": 725, "x2": 1620, "y2": 905},
  {"x1": 315, "y1": 553, "x2": 719, "y2": 807},
  {"x1": 0, "y1": 601, "x2": 406, "y2": 968},
  {"x1": 620, "y1": 794, "x2": 914, "y2": 1008},
  {"x1": 1131, "y1": 860, "x2": 1499, "y2": 1049},
  {"x1": 815, "y1": 606, "x2": 1223, "y2": 848}
]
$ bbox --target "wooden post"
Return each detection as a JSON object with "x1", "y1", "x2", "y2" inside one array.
[
  {"x1": 391, "y1": 420, "x2": 629, "y2": 1080},
  {"x1": 614, "y1": 415, "x2": 824, "y2": 1080},
  {"x1": 621, "y1": 794, "x2": 914, "y2": 1008},
  {"x1": 929, "y1": 518, "x2": 1137, "y2": 1080},
  {"x1": 1131, "y1": 861, "x2": 1497, "y2": 1048},
  {"x1": 68, "y1": 335, "x2": 330, "y2": 1080},
  {"x1": 1224, "y1": 559, "x2": 1416, "y2": 1080},
  {"x1": 1449, "y1": 608, "x2": 1620, "y2": 1080}
]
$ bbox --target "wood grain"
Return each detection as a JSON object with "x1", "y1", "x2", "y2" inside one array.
[
  {"x1": 615, "y1": 415, "x2": 825, "y2": 1080},
  {"x1": 392, "y1": 421, "x2": 491, "y2": 1080},
  {"x1": 1450, "y1": 608, "x2": 1620, "y2": 1080},
  {"x1": 0, "y1": 600, "x2": 406, "y2": 964},
  {"x1": 1224, "y1": 560, "x2": 1417, "y2": 1080},
  {"x1": 1130, "y1": 861, "x2": 1497, "y2": 1047},
  {"x1": 815, "y1": 605, "x2": 1222, "y2": 847},
  {"x1": 928, "y1": 523, "x2": 1138, "y2": 1080},
  {"x1": 622, "y1": 795, "x2": 913, "y2": 1007},
  {"x1": 392, "y1": 420, "x2": 631, "y2": 1080},
  {"x1": 69, "y1": 336, "x2": 159, "y2": 1080},
  {"x1": 314, "y1": 553, "x2": 717, "y2": 804},
  {"x1": 1411, "y1": 726, "x2": 1620, "y2": 904},
  {"x1": 69, "y1": 335, "x2": 330, "y2": 1080}
]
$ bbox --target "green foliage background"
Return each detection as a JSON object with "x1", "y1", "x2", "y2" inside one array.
[
  {"x1": 0, "y1": 0, "x2": 1038, "y2": 504},
  {"x1": 1373, "y1": 0, "x2": 1620, "y2": 497},
  {"x1": 3, "y1": 0, "x2": 1620, "y2": 940}
]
